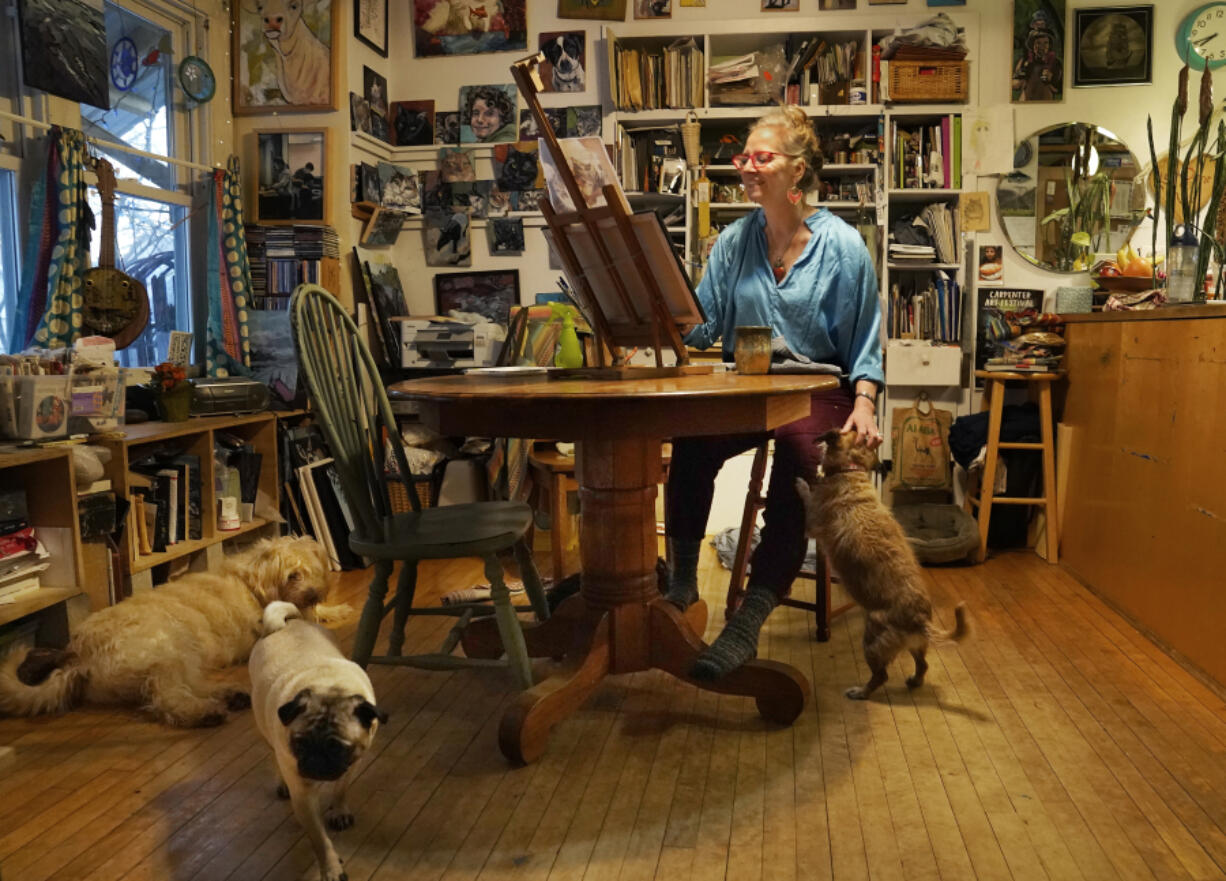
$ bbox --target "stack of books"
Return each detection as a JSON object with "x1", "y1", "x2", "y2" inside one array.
[
  {"x1": 0, "y1": 529, "x2": 49, "y2": 606},
  {"x1": 245, "y1": 224, "x2": 341, "y2": 309},
  {"x1": 983, "y1": 326, "x2": 1066, "y2": 372},
  {"x1": 890, "y1": 116, "x2": 962, "y2": 190}
]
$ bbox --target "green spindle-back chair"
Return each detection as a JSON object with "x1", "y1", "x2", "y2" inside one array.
[{"x1": 289, "y1": 284, "x2": 549, "y2": 688}]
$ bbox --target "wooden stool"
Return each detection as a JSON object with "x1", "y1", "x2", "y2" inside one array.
[
  {"x1": 725, "y1": 440, "x2": 853, "y2": 642},
  {"x1": 970, "y1": 370, "x2": 1063, "y2": 564},
  {"x1": 529, "y1": 443, "x2": 671, "y2": 580}
]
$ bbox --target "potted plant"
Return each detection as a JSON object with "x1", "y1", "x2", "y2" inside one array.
[{"x1": 150, "y1": 362, "x2": 190, "y2": 422}]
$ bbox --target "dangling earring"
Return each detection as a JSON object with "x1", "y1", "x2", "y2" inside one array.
[{"x1": 787, "y1": 185, "x2": 803, "y2": 206}]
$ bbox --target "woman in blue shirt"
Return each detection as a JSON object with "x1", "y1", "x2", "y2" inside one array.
[{"x1": 667, "y1": 105, "x2": 885, "y2": 680}]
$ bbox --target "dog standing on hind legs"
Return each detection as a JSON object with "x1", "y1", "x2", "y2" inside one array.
[{"x1": 795, "y1": 429, "x2": 970, "y2": 699}]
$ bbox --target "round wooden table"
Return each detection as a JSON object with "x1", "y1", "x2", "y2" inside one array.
[{"x1": 391, "y1": 371, "x2": 838, "y2": 763}]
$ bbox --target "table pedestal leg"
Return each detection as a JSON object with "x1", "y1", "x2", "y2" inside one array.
[{"x1": 496, "y1": 437, "x2": 809, "y2": 765}]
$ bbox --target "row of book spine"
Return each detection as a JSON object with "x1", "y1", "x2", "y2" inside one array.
[
  {"x1": 891, "y1": 116, "x2": 962, "y2": 190},
  {"x1": 609, "y1": 37, "x2": 703, "y2": 112},
  {"x1": 887, "y1": 272, "x2": 962, "y2": 343},
  {"x1": 128, "y1": 454, "x2": 202, "y2": 556}
]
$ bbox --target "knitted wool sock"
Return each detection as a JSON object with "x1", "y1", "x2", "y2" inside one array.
[
  {"x1": 663, "y1": 537, "x2": 702, "y2": 610},
  {"x1": 690, "y1": 585, "x2": 780, "y2": 680}
]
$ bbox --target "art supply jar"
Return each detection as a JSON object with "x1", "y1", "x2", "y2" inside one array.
[{"x1": 734, "y1": 326, "x2": 772, "y2": 375}]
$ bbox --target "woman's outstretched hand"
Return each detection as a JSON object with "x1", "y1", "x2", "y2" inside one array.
[{"x1": 842, "y1": 398, "x2": 883, "y2": 450}]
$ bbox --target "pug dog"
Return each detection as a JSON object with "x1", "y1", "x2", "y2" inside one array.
[{"x1": 250, "y1": 601, "x2": 387, "y2": 881}]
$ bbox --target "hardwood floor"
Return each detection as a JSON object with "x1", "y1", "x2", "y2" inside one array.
[{"x1": 4, "y1": 548, "x2": 1226, "y2": 881}]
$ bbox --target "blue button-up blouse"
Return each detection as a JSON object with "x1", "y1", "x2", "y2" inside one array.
[{"x1": 684, "y1": 208, "x2": 884, "y2": 388}]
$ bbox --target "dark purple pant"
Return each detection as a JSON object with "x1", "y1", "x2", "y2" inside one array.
[{"x1": 665, "y1": 386, "x2": 854, "y2": 598}]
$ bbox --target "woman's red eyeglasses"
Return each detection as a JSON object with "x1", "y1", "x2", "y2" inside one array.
[{"x1": 730, "y1": 151, "x2": 798, "y2": 171}]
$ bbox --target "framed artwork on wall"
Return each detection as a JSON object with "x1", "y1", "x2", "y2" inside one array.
[
  {"x1": 558, "y1": 0, "x2": 626, "y2": 20},
  {"x1": 17, "y1": 0, "x2": 108, "y2": 108},
  {"x1": 355, "y1": 0, "x2": 388, "y2": 56},
  {"x1": 254, "y1": 129, "x2": 327, "y2": 224},
  {"x1": 1073, "y1": 5, "x2": 1152, "y2": 87},
  {"x1": 1011, "y1": 0, "x2": 1065, "y2": 102},
  {"x1": 413, "y1": 0, "x2": 527, "y2": 58},
  {"x1": 434, "y1": 270, "x2": 521, "y2": 326},
  {"x1": 458, "y1": 84, "x2": 518, "y2": 143},
  {"x1": 233, "y1": 0, "x2": 336, "y2": 114},
  {"x1": 539, "y1": 31, "x2": 586, "y2": 92}
]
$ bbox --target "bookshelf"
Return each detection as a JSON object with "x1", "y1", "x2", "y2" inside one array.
[
  {"x1": 97, "y1": 413, "x2": 280, "y2": 596},
  {"x1": 606, "y1": 17, "x2": 973, "y2": 302},
  {"x1": 605, "y1": 13, "x2": 978, "y2": 472},
  {"x1": 0, "y1": 448, "x2": 84, "y2": 646}
]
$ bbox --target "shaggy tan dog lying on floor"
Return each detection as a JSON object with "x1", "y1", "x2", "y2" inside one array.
[
  {"x1": 796, "y1": 429, "x2": 970, "y2": 700},
  {"x1": 0, "y1": 536, "x2": 343, "y2": 727}
]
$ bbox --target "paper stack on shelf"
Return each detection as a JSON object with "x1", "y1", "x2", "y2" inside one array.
[
  {"x1": 919, "y1": 202, "x2": 957, "y2": 264},
  {"x1": 0, "y1": 527, "x2": 50, "y2": 605}
]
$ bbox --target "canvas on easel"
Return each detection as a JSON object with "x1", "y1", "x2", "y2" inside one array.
[{"x1": 510, "y1": 53, "x2": 708, "y2": 375}]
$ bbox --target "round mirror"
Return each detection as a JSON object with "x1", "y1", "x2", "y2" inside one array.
[{"x1": 998, "y1": 123, "x2": 1147, "y2": 273}]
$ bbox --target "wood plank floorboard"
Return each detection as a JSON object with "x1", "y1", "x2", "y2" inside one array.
[{"x1": 7, "y1": 548, "x2": 1226, "y2": 880}]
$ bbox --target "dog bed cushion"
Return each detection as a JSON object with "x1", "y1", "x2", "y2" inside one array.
[{"x1": 893, "y1": 503, "x2": 980, "y2": 564}]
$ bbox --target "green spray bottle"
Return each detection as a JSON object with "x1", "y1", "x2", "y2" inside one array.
[{"x1": 548, "y1": 302, "x2": 584, "y2": 369}]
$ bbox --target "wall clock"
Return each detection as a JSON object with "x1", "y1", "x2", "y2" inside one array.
[{"x1": 1177, "y1": 3, "x2": 1226, "y2": 69}]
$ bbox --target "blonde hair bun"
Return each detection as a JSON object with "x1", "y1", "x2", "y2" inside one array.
[{"x1": 749, "y1": 105, "x2": 822, "y2": 192}]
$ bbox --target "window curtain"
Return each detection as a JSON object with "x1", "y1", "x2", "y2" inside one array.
[
  {"x1": 205, "y1": 155, "x2": 252, "y2": 376},
  {"x1": 9, "y1": 127, "x2": 91, "y2": 352}
]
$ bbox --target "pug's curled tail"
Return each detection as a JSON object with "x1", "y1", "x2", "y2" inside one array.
[
  {"x1": 928, "y1": 603, "x2": 971, "y2": 643},
  {"x1": 262, "y1": 600, "x2": 303, "y2": 635},
  {"x1": 0, "y1": 646, "x2": 86, "y2": 717}
]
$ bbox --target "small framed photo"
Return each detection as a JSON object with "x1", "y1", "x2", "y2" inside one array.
[
  {"x1": 434, "y1": 270, "x2": 521, "y2": 326},
  {"x1": 634, "y1": 0, "x2": 670, "y2": 17},
  {"x1": 558, "y1": 0, "x2": 626, "y2": 20},
  {"x1": 233, "y1": 0, "x2": 336, "y2": 114},
  {"x1": 762, "y1": 0, "x2": 798, "y2": 8},
  {"x1": 355, "y1": 0, "x2": 387, "y2": 57},
  {"x1": 363, "y1": 66, "x2": 388, "y2": 122},
  {"x1": 1073, "y1": 6, "x2": 1152, "y2": 87},
  {"x1": 255, "y1": 129, "x2": 327, "y2": 224},
  {"x1": 978, "y1": 244, "x2": 1004, "y2": 285}
]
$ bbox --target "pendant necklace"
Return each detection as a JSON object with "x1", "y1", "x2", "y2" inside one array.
[{"x1": 769, "y1": 219, "x2": 802, "y2": 282}]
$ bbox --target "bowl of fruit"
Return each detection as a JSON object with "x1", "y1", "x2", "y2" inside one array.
[{"x1": 1090, "y1": 245, "x2": 1164, "y2": 292}]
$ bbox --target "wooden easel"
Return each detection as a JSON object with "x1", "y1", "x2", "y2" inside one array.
[{"x1": 510, "y1": 54, "x2": 711, "y2": 377}]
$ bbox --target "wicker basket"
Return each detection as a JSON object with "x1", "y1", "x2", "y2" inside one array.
[
  {"x1": 387, "y1": 477, "x2": 435, "y2": 512},
  {"x1": 887, "y1": 60, "x2": 968, "y2": 104},
  {"x1": 681, "y1": 111, "x2": 701, "y2": 167}
]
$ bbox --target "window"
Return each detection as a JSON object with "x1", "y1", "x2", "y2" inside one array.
[
  {"x1": 0, "y1": 171, "x2": 18, "y2": 350},
  {"x1": 86, "y1": 190, "x2": 190, "y2": 368},
  {"x1": 77, "y1": 0, "x2": 204, "y2": 365},
  {"x1": 81, "y1": 2, "x2": 177, "y2": 190}
]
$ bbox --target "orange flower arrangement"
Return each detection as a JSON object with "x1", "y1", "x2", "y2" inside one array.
[{"x1": 151, "y1": 362, "x2": 187, "y2": 392}]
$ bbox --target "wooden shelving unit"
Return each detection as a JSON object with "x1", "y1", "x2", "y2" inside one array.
[
  {"x1": 97, "y1": 412, "x2": 281, "y2": 595},
  {"x1": 0, "y1": 447, "x2": 84, "y2": 645}
]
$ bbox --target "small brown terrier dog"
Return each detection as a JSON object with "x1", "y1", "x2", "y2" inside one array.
[{"x1": 796, "y1": 429, "x2": 969, "y2": 700}]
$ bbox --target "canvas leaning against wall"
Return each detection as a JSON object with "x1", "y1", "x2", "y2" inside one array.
[{"x1": 233, "y1": 0, "x2": 337, "y2": 114}]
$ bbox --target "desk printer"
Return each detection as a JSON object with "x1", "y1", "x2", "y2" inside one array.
[{"x1": 396, "y1": 317, "x2": 500, "y2": 368}]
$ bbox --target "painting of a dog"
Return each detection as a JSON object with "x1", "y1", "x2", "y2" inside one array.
[
  {"x1": 540, "y1": 31, "x2": 586, "y2": 92},
  {"x1": 796, "y1": 429, "x2": 970, "y2": 700},
  {"x1": 0, "y1": 536, "x2": 341, "y2": 727}
]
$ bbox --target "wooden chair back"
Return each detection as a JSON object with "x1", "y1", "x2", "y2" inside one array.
[{"x1": 289, "y1": 283, "x2": 420, "y2": 544}]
